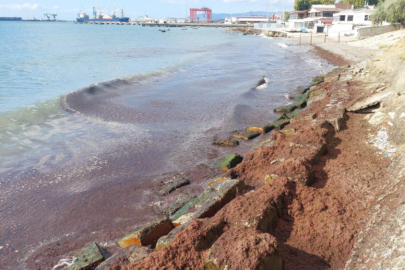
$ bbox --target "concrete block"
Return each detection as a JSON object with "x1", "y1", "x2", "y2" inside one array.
[{"x1": 117, "y1": 218, "x2": 174, "y2": 248}]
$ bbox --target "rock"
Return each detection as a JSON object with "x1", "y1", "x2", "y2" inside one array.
[
  {"x1": 218, "y1": 154, "x2": 243, "y2": 170},
  {"x1": 95, "y1": 245, "x2": 152, "y2": 270},
  {"x1": 233, "y1": 132, "x2": 261, "y2": 141},
  {"x1": 294, "y1": 85, "x2": 311, "y2": 95},
  {"x1": 159, "y1": 177, "x2": 190, "y2": 196},
  {"x1": 117, "y1": 218, "x2": 174, "y2": 248},
  {"x1": 347, "y1": 92, "x2": 392, "y2": 112},
  {"x1": 205, "y1": 228, "x2": 284, "y2": 270},
  {"x1": 212, "y1": 140, "x2": 239, "y2": 147},
  {"x1": 307, "y1": 87, "x2": 327, "y2": 106},
  {"x1": 68, "y1": 242, "x2": 104, "y2": 270},
  {"x1": 290, "y1": 113, "x2": 316, "y2": 124}
]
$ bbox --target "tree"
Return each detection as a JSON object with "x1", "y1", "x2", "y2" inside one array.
[
  {"x1": 339, "y1": 0, "x2": 380, "y2": 8},
  {"x1": 372, "y1": 0, "x2": 405, "y2": 25},
  {"x1": 294, "y1": 0, "x2": 336, "y2": 11}
]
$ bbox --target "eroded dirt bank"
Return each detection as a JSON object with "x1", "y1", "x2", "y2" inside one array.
[{"x1": 93, "y1": 44, "x2": 400, "y2": 269}]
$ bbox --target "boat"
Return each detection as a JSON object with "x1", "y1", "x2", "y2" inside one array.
[{"x1": 77, "y1": 1, "x2": 129, "y2": 23}]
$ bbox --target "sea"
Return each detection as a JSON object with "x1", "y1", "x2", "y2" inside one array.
[{"x1": 0, "y1": 21, "x2": 333, "y2": 269}]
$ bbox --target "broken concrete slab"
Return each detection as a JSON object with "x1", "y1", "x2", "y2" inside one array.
[
  {"x1": 204, "y1": 228, "x2": 284, "y2": 270},
  {"x1": 273, "y1": 119, "x2": 290, "y2": 130},
  {"x1": 95, "y1": 245, "x2": 152, "y2": 270},
  {"x1": 117, "y1": 218, "x2": 174, "y2": 248},
  {"x1": 159, "y1": 177, "x2": 190, "y2": 196},
  {"x1": 212, "y1": 140, "x2": 239, "y2": 147},
  {"x1": 218, "y1": 154, "x2": 243, "y2": 170},
  {"x1": 68, "y1": 242, "x2": 104, "y2": 270},
  {"x1": 347, "y1": 92, "x2": 392, "y2": 112}
]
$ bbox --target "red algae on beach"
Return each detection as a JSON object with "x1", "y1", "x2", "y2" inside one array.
[{"x1": 103, "y1": 65, "x2": 388, "y2": 270}]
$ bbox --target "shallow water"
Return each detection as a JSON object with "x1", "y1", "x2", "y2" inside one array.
[{"x1": 0, "y1": 22, "x2": 333, "y2": 269}]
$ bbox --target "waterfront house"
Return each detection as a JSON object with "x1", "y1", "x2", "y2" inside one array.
[
  {"x1": 288, "y1": 3, "x2": 352, "y2": 33},
  {"x1": 327, "y1": 5, "x2": 377, "y2": 36}
]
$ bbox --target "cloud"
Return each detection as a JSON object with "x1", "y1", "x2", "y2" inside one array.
[{"x1": 0, "y1": 3, "x2": 39, "y2": 10}]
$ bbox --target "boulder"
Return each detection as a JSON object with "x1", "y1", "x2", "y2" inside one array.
[
  {"x1": 68, "y1": 242, "x2": 104, "y2": 270},
  {"x1": 246, "y1": 127, "x2": 265, "y2": 134},
  {"x1": 117, "y1": 218, "x2": 174, "y2": 248}
]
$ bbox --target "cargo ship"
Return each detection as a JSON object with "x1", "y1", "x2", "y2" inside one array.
[
  {"x1": 77, "y1": 1, "x2": 129, "y2": 23},
  {"x1": 0, "y1": 17, "x2": 22, "y2": 21}
]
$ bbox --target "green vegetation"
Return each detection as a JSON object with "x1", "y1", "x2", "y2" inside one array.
[
  {"x1": 294, "y1": 0, "x2": 335, "y2": 11},
  {"x1": 372, "y1": 0, "x2": 405, "y2": 25}
]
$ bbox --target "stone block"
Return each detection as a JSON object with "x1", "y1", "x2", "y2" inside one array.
[
  {"x1": 117, "y1": 218, "x2": 174, "y2": 248},
  {"x1": 68, "y1": 242, "x2": 104, "y2": 270}
]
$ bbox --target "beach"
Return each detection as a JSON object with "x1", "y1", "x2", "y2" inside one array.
[{"x1": 0, "y1": 23, "x2": 333, "y2": 269}]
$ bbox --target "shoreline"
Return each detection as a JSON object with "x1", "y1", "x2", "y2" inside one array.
[
  {"x1": 10, "y1": 31, "x2": 334, "y2": 268},
  {"x1": 44, "y1": 42, "x2": 353, "y2": 269},
  {"x1": 56, "y1": 30, "x2": 405, "y2": 269}
]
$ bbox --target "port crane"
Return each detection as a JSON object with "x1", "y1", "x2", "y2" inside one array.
[{"x1": 44, "y1": 13, "x2": 57, "y2": 20}]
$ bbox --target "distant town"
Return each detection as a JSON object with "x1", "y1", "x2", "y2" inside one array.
[{"x1": 0, "y1": 2, "x2": 390, "y2": 37}]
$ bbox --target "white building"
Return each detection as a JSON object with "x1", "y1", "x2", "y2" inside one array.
[
  {"x1": 288, "y1": 3, "x2": 351, "y2": 33},
  {"x1": 328, "y1": 6, "x2": 376, "y2": 36}
]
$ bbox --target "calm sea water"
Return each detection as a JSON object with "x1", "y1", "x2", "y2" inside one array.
[{"x1": 0, "y1": 22, "x2": 333, "y2": 269}]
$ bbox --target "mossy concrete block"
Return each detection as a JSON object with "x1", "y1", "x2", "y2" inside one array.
[
  {"x1": 218, "y1": 154, "x2": 243, "y2": 170},
  {"x1": 311, "y1": 75, "x2": 325, "y2": 86},
  {"x1": 273, "y1": 119, "x2": 290, "y2": 130},
  {"x1": 246, "y1": 126, "x2": 265, "y2": 134},
  {"x1": 159, "y1": 177, "x2": 190, "y2": 196},
  {"x1": 233, "y1": 132, "x2": 261, "y2": 141},
  {"x1": 294, "y1": 85, "x2": 311, "y2": 94},
  {"x1": 262, "y1": 124, "x2": 275, "y2": 133},
  {"x1": 117, "y1": 218, "x2": 174, "y2": 248},
  {"x1": 274, "y1": 104, "x2": 298, "y2": 114},
  {"x1": 95, "y1": 245, "x2": 152, "y2": 270},
  {"x1": 212, "y1": 140, "x2": 239, "y2": 147},
  {"x1": 170, "y1": 179, "x2": 245, "y2": 227},
  {"x1": 68, "y1": 242, "x2": 104, "y2": 270}
]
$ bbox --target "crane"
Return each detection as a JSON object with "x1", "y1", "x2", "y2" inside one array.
[{"x1": 44, "y1": 13, "x2": 57, "y2": 21}]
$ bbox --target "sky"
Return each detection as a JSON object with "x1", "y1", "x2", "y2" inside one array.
[{"x1": 0, "y1": 0, "x2": 294, "y2": 20}]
